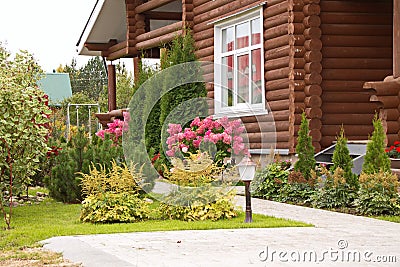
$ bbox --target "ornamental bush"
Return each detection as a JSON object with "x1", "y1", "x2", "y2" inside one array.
[
  {"x1": 0, "y1": 45, "x2": 51, "y2": 229},
  {"x1": 79, "y1": 162, "x2": 149, "y2": 223},
  {"x1": 354, "y1": 171, "x2": 400, "y2": 215},
  {"x1": 294, "y1": 112, "x2": 316, "y2": 180},
  {"x1": 362, "y1": 115, "x2": 391, "y2": 174}
]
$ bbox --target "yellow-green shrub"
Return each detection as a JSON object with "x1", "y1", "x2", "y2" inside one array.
[{"x1": 79, "y1": 161, "x2": 149, "y2": 223}]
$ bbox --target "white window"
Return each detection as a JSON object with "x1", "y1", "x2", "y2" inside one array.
[{"x1": 214, "y1": 8, "x2": 265, "y2": 117}]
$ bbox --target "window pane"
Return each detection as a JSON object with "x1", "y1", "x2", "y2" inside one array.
[
  {"x1": 251, "y1": 49, "x2": 262, "y2": 104},
  {"x1": 221, "y1": 56, "x2": 234, "y2": 107},
  {"x1": 237, "y1": 54, "x2": 249, "y2": 103},
  {"x1": 236, "y1": 22, "x2": 249, "y2": 49},
  {"x1": 251, "y1": 18, "x2": 261, "y2": 45},
  {"x1": 222, "y1": 27, "x2": 234, "y2": 52}
]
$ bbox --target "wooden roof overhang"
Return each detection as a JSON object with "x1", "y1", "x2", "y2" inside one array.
[{"x1": 76, "y1": 0, "x2": 186, "y2": 61}]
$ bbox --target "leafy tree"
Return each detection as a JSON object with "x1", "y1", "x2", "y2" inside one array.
[
  {"x1": 332, "y1": 127, "x2": 358, "y2": 188},
  {"x1": 0, "y1": 44, "x2": 51, "y2": 229},
  {"x1": 362, "y1": 115, "x2": 391, "y2": 174},
  {"x1": 294, "y1": 112, "x2": 316, "y2": 180}
]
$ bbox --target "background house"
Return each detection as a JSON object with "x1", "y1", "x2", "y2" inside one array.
[{"x1": 76, "y1": 0, "x2": 400, "y2": 156}]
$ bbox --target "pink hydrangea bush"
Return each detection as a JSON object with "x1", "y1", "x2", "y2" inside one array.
[
  {"x1": 166, "y1": 116, "x2": 249, "y2": 165},
  {"x1": 95, "y1": 112, "x2": 129, "y2": 144}
]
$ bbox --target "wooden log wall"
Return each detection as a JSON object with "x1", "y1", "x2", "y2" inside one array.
[
  {"x1": 193, "y1": 0, "x2": 279, "y2": 151},
  {"x1": 319, "y1": 0, "x2": 393, "y2": 148}
]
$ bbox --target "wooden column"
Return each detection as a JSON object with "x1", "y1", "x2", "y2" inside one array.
[
  {"x1": 107, "y1": 64, "x2": 117, "y2": 112},
  {"x1": 394, "y1": 0, "x2": 400, "y2": 78},
  {"x1": 133, "y1": 57, "x2": 141, "y2": 83}
]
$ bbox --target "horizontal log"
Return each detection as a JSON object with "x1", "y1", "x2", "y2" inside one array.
[
  {"x1": 303, "y1": 4, "x2": 320, "y2": 16},
  {"x1": 240, "y1": 115, "x2": 274, "y2": 123},
  {"x1": 268, "y1": 99, "x2": 291, "y2": 111},
  {"x1": 305, "y1": 62, "x2": 322, "y2": 73},
  {"x1": 320, "y1": 1, "x2": 392, "y2": 14},
  {"x1": 295, "y1": 102, "x2": 306, "y2": 113},
  {"x1": 265, "y1": 56, "x2": 290, "y2": 71},
  {"x1": 289, "y1": 35, "x2": 306, "y2": 46},
  {"x1": 319, "y1": 13, "x2": 392, "y2": 25},
  {"x1": 304, "y1": 51, "x2": 322, "y2": 62},
  {"x1": 193, "y1": 0, "x2": 259, "y2": 25},
  {"x1": 266, "y1": 67, "x2": 290, "y2": 81},
  {"x1": 313, "y1": 141, "x2": 322, "y2": 152},
  {"x1": 322, "y1": 47, "x2": 392, "y2": 59},
  {"x1": 289, "y1": 23, "x2": 306, "y2": 35},
  {"x1": 271, "y1": 110, "x2": 290, "y2": 121},
  {"x1": 305, "y1": 107, "x2": 322, "y2": 118},
  {"x1": 290, "y1": 46, "x2": 307, "y2": 58},
  {"x1": 192, "y1": 21, "x2": 212, "y2": 33},
  {"x1": 294, "y1": 91, "x2": 306, "y2": 102},
  {"x1": 322, "y1": 103, "x2": 379, "y2": 114},
  {"x1": 136, "y1": 30, "x2": 182, "y2": 50},
  {"x1": 245, "y1": 121, "x2": 290, "y2": 133},
  {"x1": 194, "y1": 0, "x2": 232, "y2": 16},
  {"x1": 303, "y1": 27, "x2": 322, "y2": 39},
  {"x1": 321, "y1": 92, "x2": 372, "y2": 103},
  {"x1": 305, "y1": 85, "x2": 322, "y2": 96},
  {"x1": 291, "y1": 80, "x2": 306, "y2": 91},
  {"x1": 195, "y1": 37, "x2": 214, "y2": 50},
  {"x1": 135, "y1": 0, "x2": 176, "y2": 14},
  {"x1": 322, "y1": 58, "x2": 392, "y2": 70},
  {"x1": 304, "y1": 39, "x2": 322, "y2": 51},
  {"x1": 291, "y1": 0, "x2": 304, "y2": 12},
  {"x1": 369, "y1": 95, "x2": 400, "y2": 109},
  {"x1": 265, "y1": 12, "x2": 290, "y2": 29},
  {"x1": 364, "y1": 81, "x2": 400, "y2": 96},
  {"x1": 264, "y1": 23, "x2": 289, "y2": 39},
  {"x1": 385, "y1": 109, "x2": 400, "y2": 121},
  {"x1": 387, "y1": 121, "x2": 400, "y2": 134},
  {"x1": 265, "y1": 45, "x2": 290, "y2": 60},
  {"x1": 266, "y1": 78, "x2": 290, "y2": 91},
  {"x1": 248, "y1": 131, "x2": 290, "y2": 143},
  {"x1": 321, "y1": 24, "x2": 392, "y2": 36},
  {"x1": 304, "y1": 73, "x2": 322, "y2": 85},
  {"x1": 322, "y1": 125, "x2": 374, "y2": 137},
  {"x1": 322, "y1": 35, "x2": 392, "y2": 48},
  {"x1": 265, "y1": 35, "x2": 290, "y2": 50},
  {"x1": 195, "y1": 46, "x2": 214, "y2": 59},
  {"x1": 289, "y1": 69, "x2": 305, "y2": 80},
  {"x1": 193, "y1": 27, "x2": 214, "y2": 42},
  {"x1": 289, "y1": 12, "x2": 305, "y2": 23},
  {"x1": 266, "y1": 88, "x2": 291, "y2": 101},
  {"x1": 135, "y1": 21, "x2": 183, "y2": 42},
  {"x1": 321, "y1": 80, "x2": 366, "y2": 92},
  {"x1": 310, "y1": 129, "x2": 322, "y2": 141},
  {"x1": 305, "y1": 95, "x2": 322, "y2": 107},
  {"x1": 322, "y1": 69, "x2": 392, "y2": 81},
  {"x1": 295, "y1": 114, "x2": 322, "y2": 128},
  {"x1": 106, "y1": 48, "x2": 128, "y2": 61},
  {"x1": 303, "y1": 15, "x2": 321, "y2": 27},
  {"x1": 264, "y1": 0, "x2": 289, "y2": 18},
  {"x1": 322, "y1": 114, "x2": 375, "y2": 125}
]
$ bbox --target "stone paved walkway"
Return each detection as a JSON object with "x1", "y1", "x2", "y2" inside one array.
[{"x1": 41, "y1": 196, "x2": 400, "y2": 267}]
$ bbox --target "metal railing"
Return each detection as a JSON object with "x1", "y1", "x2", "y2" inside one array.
[{"x1": 66, "y1": 103, "x2": 102, "y2": 140}]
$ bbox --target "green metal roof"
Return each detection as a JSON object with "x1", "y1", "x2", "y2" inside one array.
[{"x1": 38, "y1": 73, "x2": 72, "y2": 106}]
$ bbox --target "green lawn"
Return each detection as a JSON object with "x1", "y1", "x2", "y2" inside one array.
[
  {"x1": 0, "y1": 198, "x2": 310, "y2": 250},
  {"x1": 375, "y1": 215, "x2": 400, "y2": 223}
]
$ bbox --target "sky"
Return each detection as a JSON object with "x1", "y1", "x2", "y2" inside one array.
[{"x1": 0, "y1": 0, "x2": 134, "y2": 73}]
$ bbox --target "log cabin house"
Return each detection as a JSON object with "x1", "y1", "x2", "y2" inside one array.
[{"x1": 77, "y1": 0, "x2": 400, "y2": 156}]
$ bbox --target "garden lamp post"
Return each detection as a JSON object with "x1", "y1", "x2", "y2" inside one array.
[{"x1": 237, "y1": 156, "x2": 256, "y2": 223}]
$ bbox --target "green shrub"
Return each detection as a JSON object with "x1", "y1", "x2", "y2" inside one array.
[
  {"x1": 45, "y1": 128, "x2": 123, "y2": 203},
  {"x1": 279, "y1": 171, "x2": 315, "y2": 204},
  {"x1": 294, "y1": 112, "x2": 316, "y2": 180},
  {"x1": 312, "y1": 167, "x2": 357, "y2": 209},
  {"x1": 252, "y1": 160, "x2": 290, "y2": 200},
  {"x1": 354, "y1": 171, "x2": 400, "y2": 215},
  {"x1": 332, "y1": 127, "x2": 358, "y2": 189},
  {"x1": 159, "y1": 187, "x2": 237, "y2": 221},
  {"x1": 79, "y1": 161, "x2": 149, "y2": 223},
  {"x1": 362, "y1": 115, "x2": 391, "y2": 174}
]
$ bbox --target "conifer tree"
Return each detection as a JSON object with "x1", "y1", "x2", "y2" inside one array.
[
  {"x1": 362, "y1": 115, "x2": 391, "y2": 174},
  {"x1": 294, "y1": 112, "x2": 316, "y2": 180},
  {"x1": 332, "y1": 127, "x2": 358, "y2": 188}
]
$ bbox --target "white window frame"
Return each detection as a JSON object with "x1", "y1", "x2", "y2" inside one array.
[{"x1": 214, "y1": 7, "x2": 266, "y2": 118}]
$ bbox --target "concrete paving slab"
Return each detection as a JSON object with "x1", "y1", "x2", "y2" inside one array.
[{"x1": 41, "y1": 196, "x2": 400, "y2": 267}]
